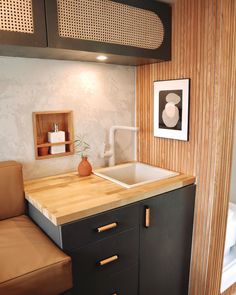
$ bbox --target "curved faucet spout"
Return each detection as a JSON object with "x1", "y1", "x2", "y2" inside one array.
[{"x1": 107, "y1": 125, "x2": 139, "y2": 167}]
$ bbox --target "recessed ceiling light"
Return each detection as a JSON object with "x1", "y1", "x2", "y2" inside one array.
[{"x1": 96, "y1": 55, "x2": 108, "y2": 61}]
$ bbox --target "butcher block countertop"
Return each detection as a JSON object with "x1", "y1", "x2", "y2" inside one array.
[{"x1": 24, "y1": 172, "x2": 195, "y2": 226}]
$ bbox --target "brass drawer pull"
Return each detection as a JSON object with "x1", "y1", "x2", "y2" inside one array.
[
  {"x1": 97, "y1": 222, "x2": 118, "y2": 233},
  {"x1": 99, "y1": 255, "x2": 119, "y2": 266},
  {"x1": 145, "y1": 206, "x2": 150, "y2": 228}
]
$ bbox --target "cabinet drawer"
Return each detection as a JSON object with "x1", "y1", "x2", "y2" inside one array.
[
  {"x1": 61, "y1": 204, "x2": 139, "y2": 250},
  {"x1": 96, "y1": 265, "x2": 138, "y2": 295},
  {"x1": 72, "y1": 265, "x2": 138, "y2": 295},
  {"x1": 70, "y1": 228, "x2": 139, "y2": 292}
]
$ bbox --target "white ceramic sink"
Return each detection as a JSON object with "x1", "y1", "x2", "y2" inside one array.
[{"x1": 93, "y1": 162, "x2": 179, "y2": 188}]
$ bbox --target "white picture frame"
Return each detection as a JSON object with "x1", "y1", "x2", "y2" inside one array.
[{"x1": 154, "y1": 78, "x2": 190, "y2": 141}]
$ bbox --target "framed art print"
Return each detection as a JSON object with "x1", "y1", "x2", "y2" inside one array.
[{"x1": 154, "y1": 78, "x2": 190, "y2": 141}]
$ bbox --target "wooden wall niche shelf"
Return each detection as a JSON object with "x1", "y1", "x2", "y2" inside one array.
[{"x1": 33, "y1": 111, "x2": 74, "y2": 160}]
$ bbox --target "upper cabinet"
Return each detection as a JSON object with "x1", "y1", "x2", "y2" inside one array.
[
  {"x1": 0, "y1": 0, "x2": 171, "y2": 65},
  {"x1": 45, "y1": 0, "x2": 171, "y2": 65},
  {"x1": 0, "y1": 0, "x2": 46, "y2": 47}
]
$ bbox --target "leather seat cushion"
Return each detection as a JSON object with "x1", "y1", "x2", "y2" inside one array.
[
  {"x1": 0, "y1": 161, "x2": 25, "y2": 220},
  {"x1": 0, "y1": 215, "x2": 72, "y2": 295}
]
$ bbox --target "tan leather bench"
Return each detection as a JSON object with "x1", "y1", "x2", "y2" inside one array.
[{"x1": 0, "y1": 161, "x2": 72, "y2": 295}]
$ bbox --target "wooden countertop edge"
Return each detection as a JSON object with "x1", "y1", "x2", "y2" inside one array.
[
  {"x1": 57, "y1": 177, "x2": 195, "y2": 225},
  {"x1": 25, "y1": 174, "x2": 195, "y2": 226}
]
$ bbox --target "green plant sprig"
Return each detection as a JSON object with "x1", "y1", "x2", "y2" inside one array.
[{"x1": 74, "y1": 134, "x2": 91, "y2": 157}]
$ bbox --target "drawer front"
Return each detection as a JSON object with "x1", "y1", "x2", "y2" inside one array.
[
  {"x1": 71, "y1": 265, "x2": 138, "y2": 295},
  {"x1": 61, "y1": 203, "x2": 139, "y2": 250},
  {"x1": 96, "y1": 265, "x2": 138, "y2": 295},
  {"x1": 70, "y1": 228, "x2": 139, "y2": 293}
]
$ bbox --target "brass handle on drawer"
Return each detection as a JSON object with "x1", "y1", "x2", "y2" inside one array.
[
  {"x1": 97, "y1": 222, "x2": 118, "y2": 233},
  {"x1": 99, "y1": 255, "x2": 119, "y2": 266},
  {"x1": 145, "y1": 206, "x2": 150, "y2": 228}
]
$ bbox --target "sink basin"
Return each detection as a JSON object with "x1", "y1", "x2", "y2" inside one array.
[{"x1": 93, "y1": 162, "x2": 179, "y2": 188}]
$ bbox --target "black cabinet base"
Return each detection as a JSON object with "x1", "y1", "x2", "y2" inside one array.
[{"x1": 28, "y1": 185, "x2": 195, "y2": 295}]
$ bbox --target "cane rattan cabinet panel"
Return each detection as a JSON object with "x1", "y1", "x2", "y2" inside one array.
[
  {"x1": 45, "y1": 0, "x2": 172, "y2": 65},
  {"x1": 0, "y1": 0, "x2": 46, "y2": 47},
  {"x1": 0, "y1": 0, "x2": 171, "y2": 65}
]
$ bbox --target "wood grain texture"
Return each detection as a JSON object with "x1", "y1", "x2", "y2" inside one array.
[
  {"x1": 136, "y1": 0, "x2": 236, "y2": 295},
  {"x1": 206, "y1": 1, "x2": 236, "y2": 293},
  {"x1": 24, "y1": 172, "x2": 195, "y2": 225}
]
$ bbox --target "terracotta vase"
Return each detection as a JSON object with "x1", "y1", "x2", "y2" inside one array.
[{"x1": 78, "y1": 156, "x2": 92, "y2": 177}]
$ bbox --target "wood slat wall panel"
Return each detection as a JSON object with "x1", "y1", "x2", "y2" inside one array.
[
  {"x1": 206, "y1": 0, "x2": 236, "y2": 293},
  {"x1": 136, "y1": 0, "x2": 236, "y2": 294}
]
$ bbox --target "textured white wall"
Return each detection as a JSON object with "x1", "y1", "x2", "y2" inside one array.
[
  {"x1": 230, "y1": 119, "x2": 236, "y2": 203},
  {"x1": 0, "y1": 57, "x2": 135, "y2": 179}
]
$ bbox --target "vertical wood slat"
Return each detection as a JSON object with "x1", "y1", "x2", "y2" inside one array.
[
  {"x1": 206, "y1": 0, "x2": 236, "y2": 294},
  {"x1": 136, "y1": 0, "x2": 236, "y2": 294}
]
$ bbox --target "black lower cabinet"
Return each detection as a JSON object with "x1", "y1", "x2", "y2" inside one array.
[
  {"x1": 28, "y1": 184, "x2": 195, "y2": 295},
  {"x1": 139, "y1": 185, "x2": 196, "y2": 295}
]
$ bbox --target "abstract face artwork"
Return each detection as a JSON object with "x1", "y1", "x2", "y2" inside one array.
[{"x1": 154, "y1": 79, "x2": 190, "y2": 141}]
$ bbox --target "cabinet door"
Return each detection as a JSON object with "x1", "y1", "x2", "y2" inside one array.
[
  {"x1": 139, "y1": 185, "x2": 195, "y2": 295},
  {"x1": 45, "y1": 0, "x2": 171, "y2": 65},
  {"x1": 0, "y1": 0, "x2": 46, "y2": 47}
]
